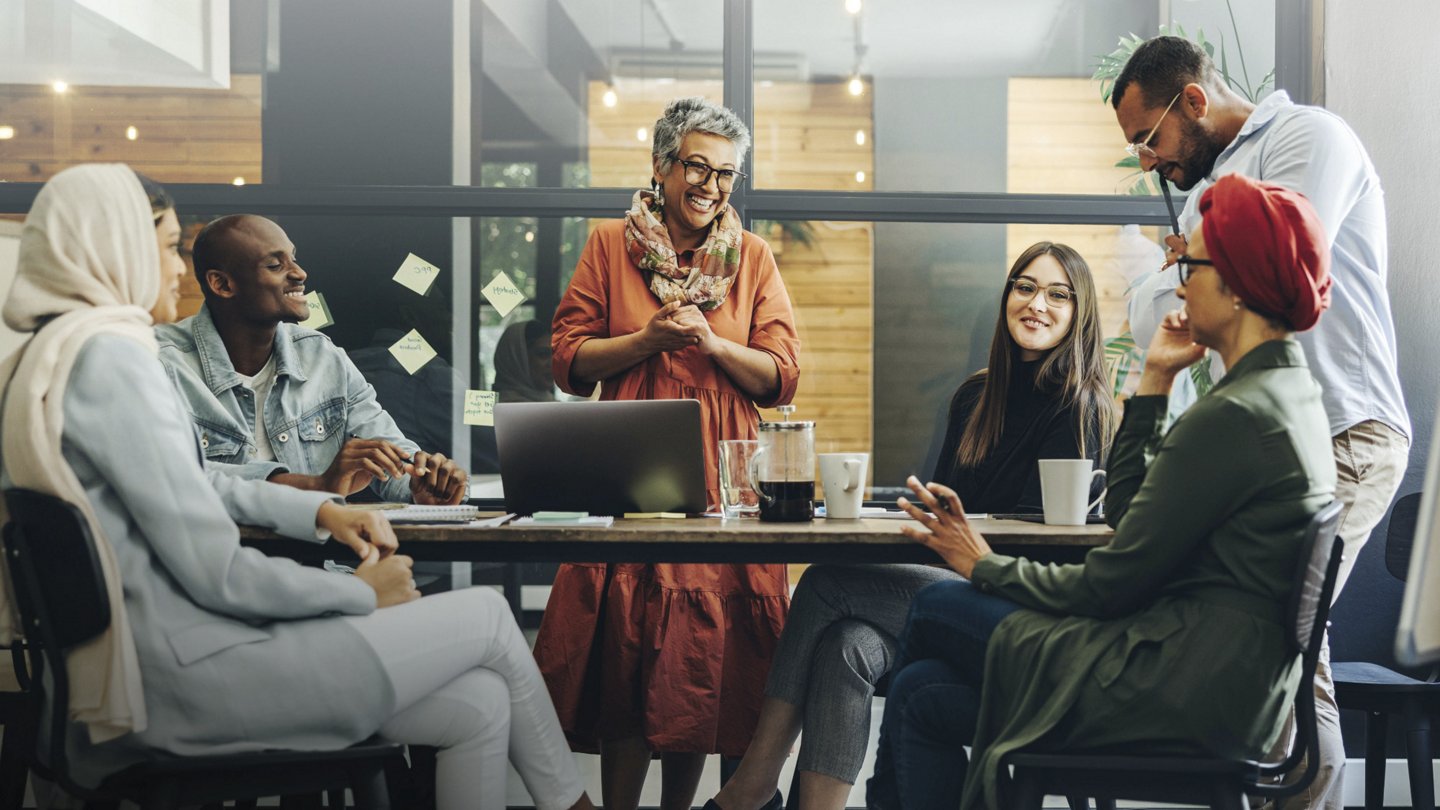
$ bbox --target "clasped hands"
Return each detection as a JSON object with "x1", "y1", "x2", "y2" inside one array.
[
  {"x1": 896, "y1": 475, "x2": 993, "y2": 579},
  {"x1": 315, "y1": 501, "x2": 419, "y2": 608},
  {"x1": 640, "y1": 300, "x2": 720, "y2": 355},
  {"x1": 317, "y1": 438, "x2": 468, "y2": 505}
]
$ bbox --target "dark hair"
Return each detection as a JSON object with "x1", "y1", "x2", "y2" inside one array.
[
  {"x1": 1111, "y1": 35, "x2": 1219, "y2": 110},
  {"x1": 189, "y1": 215, "x2": 249, "y2": 298},
  {"x1": 133, "y1": 171, "x2": 173, "y2": 224},
  {"x1": 956, "y1": 242, "x2": 1116, "y2": 468}
]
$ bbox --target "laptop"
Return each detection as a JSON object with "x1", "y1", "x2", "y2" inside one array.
[{"x1": 494, "y1": 399, "x2": 709, "y2": 516}]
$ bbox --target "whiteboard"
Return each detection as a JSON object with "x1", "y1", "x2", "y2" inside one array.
[{"x1": 1396, "y1": 399, "x2": 1440, "y2": 666}]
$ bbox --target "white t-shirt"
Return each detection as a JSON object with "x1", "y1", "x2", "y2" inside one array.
[{"x1": 236, "y1": 354, "x2": 279, "y2": 462}]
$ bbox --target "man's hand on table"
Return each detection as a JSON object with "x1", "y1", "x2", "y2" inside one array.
[
  {"x1": 409, "y1": 450, "x2": 468, "y2": 505},
  {"x1": 896, "y1": 475, "x2": 993, "y2": 578}
]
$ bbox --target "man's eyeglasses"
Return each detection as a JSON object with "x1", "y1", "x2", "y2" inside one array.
[
  {"x1": 1175, "y1": 255, "x2": 1215, "y2": 286},
  {"x1": 677, "y1": 158, "x2": 747, "y2": 192},
  {"x1": 1009, "y1": 278, "x2": 1075, "y2": 308},
  {"x1": 1125, "y1": 91, "x2": 1183, "y2": 161}
]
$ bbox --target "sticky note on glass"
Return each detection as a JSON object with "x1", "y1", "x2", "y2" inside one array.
[
  {"x1": 463, "y1": 390, "x2": 497, "y2": 426},
  {"x1": 387, "y1": 329, "x2": 437, "y2": 375},
  {"x1": 393, "y1": 253, "x2": 442, "y2": 296},
  {"x1": 481, "y1": 271, "x2": 526, "y2": 318},
  {"x1": 298, "y1": 291, "x2": 334, "y2": 330}
]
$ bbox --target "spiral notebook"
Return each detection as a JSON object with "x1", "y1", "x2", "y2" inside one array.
[{"x1": 382, "y1": 505, "x2": 482, "y2": 524}]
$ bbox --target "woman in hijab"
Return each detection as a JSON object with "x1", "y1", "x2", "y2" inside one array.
[
  {"x1": 867, "y1": 174, "x2": 1338, "y2": 810},
  {"x1": 493, "y1": 320, "x2": 556, "y2": 403},
  {"x1": 0, "y1": 164, "x2": 594, "y2": 810},
  {"x1": 535, "y1": 96, "x2": 801, "y2": 810}
]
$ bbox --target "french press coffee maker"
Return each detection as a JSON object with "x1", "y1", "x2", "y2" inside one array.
[{"x1": 749, "y1": 405, "x2": 815, "y2": 522}]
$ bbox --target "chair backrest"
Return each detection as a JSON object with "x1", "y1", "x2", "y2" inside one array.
[
  {"x1": 1385, "y1": 492, "x2": 1421, "y2": 582},
  {"x1": 1, "y1": 488, "x2": 113, "y2": 776},
  {"x1": 1257, "y1": 499, "x2": 1345, "y2": 796}
]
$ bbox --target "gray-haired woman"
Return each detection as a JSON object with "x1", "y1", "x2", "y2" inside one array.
[{"x1": 532, "y1": 97, "x2": 801, "y2": 810}]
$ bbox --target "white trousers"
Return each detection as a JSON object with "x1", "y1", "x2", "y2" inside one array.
[{"x1": 344, "y1": 587, "x2": 584, "y2": 810}]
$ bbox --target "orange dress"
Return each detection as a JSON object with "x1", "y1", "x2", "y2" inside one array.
[{"x1": 533, "y1": 219, "x2": 801, "y2": 755}]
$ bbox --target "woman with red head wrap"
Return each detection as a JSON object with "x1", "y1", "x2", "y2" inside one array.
[{"x1": 863, "y1": 173, "x2": 1339, "y2": 810}]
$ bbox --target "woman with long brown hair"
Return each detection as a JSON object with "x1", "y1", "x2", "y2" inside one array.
[{"x1": 706, "y1": 242, "x2": 1115, "y2": 810}]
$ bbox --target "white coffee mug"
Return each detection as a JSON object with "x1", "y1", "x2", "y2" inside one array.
[
  {"x1": 1038, "y1": 459, "x2": 1106, "y2": 526},
  {"x1": 819, "y1": 452, "x2": 869, "y2": 520}
]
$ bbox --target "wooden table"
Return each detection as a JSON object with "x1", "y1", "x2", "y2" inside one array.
[{"x1": 241, "y1": 515, "x2": 1112, "y2": 565}]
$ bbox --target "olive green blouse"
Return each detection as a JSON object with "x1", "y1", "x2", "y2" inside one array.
[{"x1": 962, "y1": 338, "x2": 1337, "y2": 810}]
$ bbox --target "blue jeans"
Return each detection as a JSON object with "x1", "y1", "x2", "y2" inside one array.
[{"x1": 866, "y1": 579, "x2": 1021, "y2": 810}]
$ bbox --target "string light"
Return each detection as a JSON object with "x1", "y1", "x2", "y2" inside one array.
[
  {"x1": 845, "y1": 0, "x2": 862, "y2": 13},
  {"x1": 637, "y1": 127, "x2": 648, "y2": 142},
  {"x1": 602, "y1": 86, "x2": 618, "y2": 107},
  {"x1": 125, "y1": 125, "x2": 138, "y2": 141},
  {"x1": 52, "y1": 80, "x2": 69, "y2": 93},
  {"x1": 855, "y1": 170, "x2": 866, "y2": 183},
  {"x1": 524, "y1": 231, "x2": 535, "y2": 243},
  {"x1": 848, "y1": 76, "x2": 864, "y2": 96},
  {"x1": 0, "y1": 126, "x2": 14, "y2": 140},
  {"x1": 855, "y1": 129, "x2": 866, "y2": 146},
  {"x1": 232, "y1": 177, "x2": 246, "y2": 186}
]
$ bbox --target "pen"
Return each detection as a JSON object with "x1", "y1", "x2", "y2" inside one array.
[{"x1": 1158, "y1": 171, "x2": 1181, "y2": 236}]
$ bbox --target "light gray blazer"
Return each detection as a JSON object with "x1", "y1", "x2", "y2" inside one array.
[{"x1": 2, "y1": 334, "x2": 395, "y2": 787}]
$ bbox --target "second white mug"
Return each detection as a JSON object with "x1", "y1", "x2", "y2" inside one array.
[{"x1": 819, "y1": 452, "x2": 869, "y2": 519}]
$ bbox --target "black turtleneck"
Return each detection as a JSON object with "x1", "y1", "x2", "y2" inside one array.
[{"x1": 929, "y1": 360, "x2": 1100, "y2": 514}]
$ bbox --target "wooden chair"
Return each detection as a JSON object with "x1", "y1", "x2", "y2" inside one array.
[
  {"x1": 1, "y1": 488, "x2": 402, "y2": 810},
  {"x1": 1004, "y1": 500, "x2": 1345, "y2": 810}
]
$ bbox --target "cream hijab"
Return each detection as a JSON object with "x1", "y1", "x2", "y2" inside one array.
[{"x1": 0, "y1": 163, "x2": 161, "y2": 742}]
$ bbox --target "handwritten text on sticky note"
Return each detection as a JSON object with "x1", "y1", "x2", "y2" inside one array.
[
  {"x1": 387, "y1": 329, "x2": 437, "y2": 375},
  {"x1": 463, "y1": 390, "x2": 497, "y2": 426},
  {"x1": 481, "y1": 271, "x2": 526, "y2": 318},
  {"x1": 298, "y1": 291, "x2": 334, "y2": 330},
  {"x1": 393, "y1": 253, "x2": 441, "y2": 296}
]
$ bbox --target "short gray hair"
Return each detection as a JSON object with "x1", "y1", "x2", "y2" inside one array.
[{"x1": 651, "y1": 97, "x2": 751, "y2": 174}]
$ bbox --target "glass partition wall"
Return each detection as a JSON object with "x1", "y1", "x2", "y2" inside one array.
[{"x1": 0, "y1": 0, "x2": 1299, "y2": 489}]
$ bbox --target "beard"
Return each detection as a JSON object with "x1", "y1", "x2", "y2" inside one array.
[{"x1": 1163, "y1": 118, "x2": 1228, "y2": 191}]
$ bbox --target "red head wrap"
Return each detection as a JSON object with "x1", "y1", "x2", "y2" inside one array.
[{"x1": 1197, "y1": 174, "x2": 1332, "y2": 331}]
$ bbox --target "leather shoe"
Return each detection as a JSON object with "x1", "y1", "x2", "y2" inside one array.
[{"x1": 702, "y1": 789, "x2": 784, "y2": 810}]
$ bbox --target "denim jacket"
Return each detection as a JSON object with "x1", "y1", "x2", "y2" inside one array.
[{"x1": 156, "y1": 305, "x2": 419, "y2": 503}]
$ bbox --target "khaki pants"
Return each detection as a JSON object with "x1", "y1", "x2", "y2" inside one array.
[{"x1": 1273, "y1": 420, "x2": 1410, "y2": 810}]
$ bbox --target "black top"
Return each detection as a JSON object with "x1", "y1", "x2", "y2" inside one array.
[{"x1": 930, "y1": 360, "x2": 1100, "y2": 514}]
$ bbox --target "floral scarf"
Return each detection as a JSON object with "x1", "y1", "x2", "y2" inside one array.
[{"x1": 624, "y1": 189, "x2": 742, "y2": 312}]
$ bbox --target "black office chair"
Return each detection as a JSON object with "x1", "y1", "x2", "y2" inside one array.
[
  {"x1": 1333, "y1": 492, "x2": 1439, "y2": 810},
  {"x1": 1, "y1": 488, "x2": 403, "y2": 810},
  {"x1": 1004, "y1": 500, "x2": 1346, "y2": 810}
]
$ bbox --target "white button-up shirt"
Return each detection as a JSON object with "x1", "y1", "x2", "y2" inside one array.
[{"x1": 1128, "y1": 90, "x2": 1410, "y2": 439}]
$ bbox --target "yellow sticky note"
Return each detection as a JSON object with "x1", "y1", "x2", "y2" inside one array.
[
  {"x1": 463, "y1": 390, "x2": 497, "y2": 426},
  {"x1": 298, "y1": 291, "x2": 334, "y2": 330},
  {"x1": 387, "y1": 329, "x2": 437, "y2": 375},
  {"x1": 481, "y1": 271, "x2": 526, "y2": 318},
  {"x1": 393, "y1": 252, "x2": 442, "y2": 296}
]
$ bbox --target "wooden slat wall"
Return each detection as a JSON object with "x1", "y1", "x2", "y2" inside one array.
[
  {"x1": 0, "y1": 75, "x2": 264, "y2": 185},
  {"x1": 586, "y1": 80, "x2": 876, "y2": 477},
  {"x1": 1005, "y1": 78, "x2": 1166, "y2": 338}
]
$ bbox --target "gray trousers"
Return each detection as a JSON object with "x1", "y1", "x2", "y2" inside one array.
[{"x1": 763, "y1": 564, "x2": 960, "y2": 783}]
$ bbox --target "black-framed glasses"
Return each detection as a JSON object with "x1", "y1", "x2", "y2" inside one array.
[
  {"x1": 677, "y1": 158, "x2": 747, "y2": 192},
  {"x1": 1008, "y1": 277, "x2": 1075, "y2": 308},
  {"x1": 1175, "y1": 255, "x2": 1215, "y2": 286}
]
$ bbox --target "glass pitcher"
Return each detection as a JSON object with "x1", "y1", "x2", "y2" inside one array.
[{"x1": 749, "y1": 405, "x2": 815, "y2": 522}]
